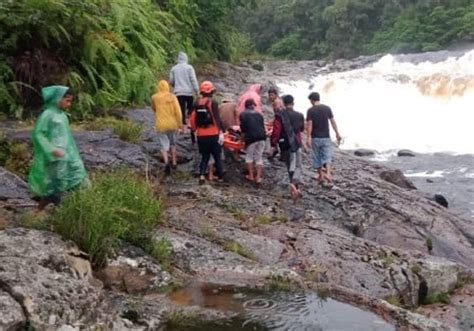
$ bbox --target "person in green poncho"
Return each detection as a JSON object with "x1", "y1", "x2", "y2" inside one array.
[{"x1": 28, "y1": 85, "x2": 88, "y2": 211}]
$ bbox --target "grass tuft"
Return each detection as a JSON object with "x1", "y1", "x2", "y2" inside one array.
[
  {"x1": 421, "y1": 292, "x2": 450, "y2": 305},
  {"x1": 49, "y1": 169, "x2": 162, "y2": 267},
  {"x1": 255, "y1": 214, "x2": 272, "y2": 225},
  {"x1": 113, "y1": 120, "x2": 143, "y2": 143},
  {"x1": 148, "y1": 237, "x2": 172, "y2": 271},
  {"x1": 224, "y1": 240, "x2": 255, "y2": 260},
  {"x1": 386, "y1": 294, "x2": 401, "y2": 306}
]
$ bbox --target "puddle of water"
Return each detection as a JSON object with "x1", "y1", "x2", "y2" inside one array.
[{"x1": 165, "y1": 283, "x2": 395, "y2": 331}]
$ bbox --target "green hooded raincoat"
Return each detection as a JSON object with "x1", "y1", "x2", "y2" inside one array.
[{"x1": 28, "y1": 86, "x2": 87, "y2": 197}]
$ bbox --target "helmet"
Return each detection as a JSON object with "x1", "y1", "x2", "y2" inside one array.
[{"x1": 200, "y1": 81, "x2": 215, "y2": 94}]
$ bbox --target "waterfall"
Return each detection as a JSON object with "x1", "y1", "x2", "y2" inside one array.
[{"x1": 278, "y1": 49, "x2": 474, "y2": 154}]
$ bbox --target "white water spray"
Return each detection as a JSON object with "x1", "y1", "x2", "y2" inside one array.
[{"x1": 278, "y1": 50, "x2": 474, "y2": 154}]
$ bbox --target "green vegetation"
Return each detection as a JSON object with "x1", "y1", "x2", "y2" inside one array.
[
  {"x1": 165, "y1": 309, "x2": 199, "y2": 328},
  {"x1": 379, "y1": 252, "x2": 395, "y2": 268},
  {"x1": 112, "y1": 120, "x2": 143, "y2": 143},
  {"x1": 49, "y1": 169, "x2": 163, "y2": 267},
  {"x1": 386, "y1": 294, "x2": 401, "y2": 307},
  {"x1": 256, "y1": 214, "x2": 272, "y2": 225},
  {"x1": 316, "y1": 285, "x2": 330, "y2": 300},
  {"x1": 148, "y1": 237, "x2": 173, "y2": 271},
  {"x1": 421, "y1": 292, "x2": 450, "y2": 305},
  {"x1": 426, "y1": 236, "x2": 434, "y2": 253},
  {"x1": 266, "y1": 274, "x2": 302, "y2": 292},
  {"x1": 224, "y1": 240, "x2": 255, "y2": 260},
  {"x1": 0, "y1": 0, "x2": 252, "y2": 119},
  {"x1": 236, "y1": 0, "x2": 474, "y2": 59},
  {"x1": 0, "y1": 135, "x2": 31, "y2": 178}
]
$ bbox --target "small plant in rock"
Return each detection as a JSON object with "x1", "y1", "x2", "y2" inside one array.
[
  {"x1": 220, "y1": 203, "x2": 247, "y2": 222},
  {"x1": 267, "y1": 274, "x2": 301, "y2": 292},
  {"x1": 425, "y1": 236, "x2": 433, "y2": 253},
  {"x1": 256, "y1": 214, "x2": 272, "y2": 225},
  {"x1": 421, "y1": 292, "x2": 450, "y2": 305},
  {"x1": 113, "y1": 120, "x2": 143, "y2": 144},
  {"x1": 224, "y1": 240, "x2": 255, "y2": 260},
  {"x1": 386, "y1": 295, "x2": 401, "y2": 306},
  {"x1": 276, "y1": 215, "x2": 289, "y2": 223},
  {"x1": 411, "y1": 263, "x2": 422, "y2": 274},
  {"x1": 316, "y1": 285, "x2": 330, "y2": 300},
  {"x1": 199, "y1": 220, "x2": 218, "y2": 241},
  {"x1": 82, "y1": 116, "x2": 120, "y2": 131},
  {"x1": 20, "y1": 211, "x2": 50, "y2": 231},
  {"x1": 0, "y1": 139, "x2": 31, "y2": 178},
  {"x1": 149, "y1": 237, "x2": 173, "y2": 271},
  {"x1": 379, "y1": 252, "x2": 394, "y2": 267},
  {"x1": 165, "y1": 309, "x2": 199, "y2": 328}
]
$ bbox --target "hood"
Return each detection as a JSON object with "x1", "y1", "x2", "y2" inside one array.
[
  {"x1": 41, "y1": 85, "x2": 69, "y2": 106},
  {"x1": 157, "y1": 80, "x2": 170, "y2": 93},
  {"x1": 177, "y1": 52, "x2": 188, "y2": 64},
  {"x1": 248, "y1": 84, "x2": 262, "y2": 95}
]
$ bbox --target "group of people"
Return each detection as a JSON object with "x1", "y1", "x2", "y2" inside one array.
[
  {"x1": 28, "y1": 51, "x2": 342, "y2": 211},
  {"x1": 152, "y1": 52, "x2": 342, "y2": 199}
]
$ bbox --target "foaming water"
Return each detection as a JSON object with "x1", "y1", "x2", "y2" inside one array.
[
  {"x1": 278, "y1": 49, "x2": 474, "y2": 154},
  {"x1": 166, "y1": 283, "x2": 394, "y2": 331}
]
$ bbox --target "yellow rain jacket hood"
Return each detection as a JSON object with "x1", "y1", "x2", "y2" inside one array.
[{"x1": 151, "y1": 80, "x2": 182, "y2": 132}]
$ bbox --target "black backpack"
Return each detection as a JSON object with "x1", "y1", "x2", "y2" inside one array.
[{"x1": 195, "y1": 98, "x2": 214, "y2": 127}]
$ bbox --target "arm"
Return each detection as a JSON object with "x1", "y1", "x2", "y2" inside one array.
[
  {"x1": 32, "y1": 112, "x2": 64, "y2": 160},
  {"x1": 270, "y1": 116, "x2": 282, "y2": 147},
  {"x1": 189, "y1": 105, "x2": 197, "y2": 131},
  {"x1": 212, "y1": 101, "x2": 224, "y2": 133},
  {"x1": 169, "y1": 69, "x2": 175, "y2": 87},
  {"x1": 173, "y1": 96, "x2": 183, "y2": 128},
  {"x1": 330, "y1": 117, "x2": 342, "y2": 143},
  {"x1": 306, "y1": 120, "x2": 312, "y2": 145},
  {"x1": 189, "y1": 67, "x2": 199, "y2": 94}
]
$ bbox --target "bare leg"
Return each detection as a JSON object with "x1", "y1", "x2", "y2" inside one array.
[
  {"x1": 324, "y1": 164, "x2": 333, "y2": 183},
  {"x1": 161, "y1": 149, "x2": 169, "y2": 165},
  {"x1": 255, "y1": 164, "x2": 263, "y2": 184},
  {"x1": 36, "y1": 198, "x2": 50, "y2": 212},
  {"x1": 208, "y1": 164, "x2": 215, "y2": 181},
  {"x1": 170, "y1": 146, "x2": 177, "y2": 167},
  {"x1": 246, "y1": 162, "x2": 255, "y2": 181}
]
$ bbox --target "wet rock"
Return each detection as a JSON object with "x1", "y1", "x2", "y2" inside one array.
[
  {"x1": 0, "y1": 167, "x2": 35, "y2": 209},
  {"x1": 434, "y1": 194, "x2": 449, "y2": 208},
  {"x1": 379, "y1": 169, "x2": 417, "y2": 190},
  {"x1": 7, "y1": 129, "x2": 160, "y2": 172},
  {"x1": 95, "y1": 245, "x2": 173, "y2": 294},
  {"x1": 155, "y1": 229, "x2": 297, "y2": 287},
  {"x1": 397, "y1": 149, "x2": 416, "y2": 157},
  {"x1": 0, "y1": 290, "x2": 25, "y2": 330},
  {"x1": 0, "y1": 228, "x2": 118, "y2": 329},
  {"x1": 354, "y1": 149, "x2": 375, "y2": 157}
]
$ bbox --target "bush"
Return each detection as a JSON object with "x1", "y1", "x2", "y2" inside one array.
[
  {"x1": 49, "y1": 169, "x2": 162, "y2": 267},
  {"x1": 0, "y1": 134, "x2": 31, "y2": 178},
  {"x1": 113, "y1": 120, "x2": 143, "y2": 143}
]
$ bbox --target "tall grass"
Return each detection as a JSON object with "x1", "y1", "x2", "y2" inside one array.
[{"x1": 49, "y1": 169, "x2": 162, "y2": 267}]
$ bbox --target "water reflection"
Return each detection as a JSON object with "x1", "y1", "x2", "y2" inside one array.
[{"x1": 166, "y1": 283, "x2": 395, "y2": 331}]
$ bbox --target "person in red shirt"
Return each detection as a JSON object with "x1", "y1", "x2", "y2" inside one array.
[{"x1": 190, "y1": 81, "x2": 225, "y2": 185}]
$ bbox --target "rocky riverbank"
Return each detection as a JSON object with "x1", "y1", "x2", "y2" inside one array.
[{"x1": 1, "y1": 58, "x2": 473, "y2": 330}]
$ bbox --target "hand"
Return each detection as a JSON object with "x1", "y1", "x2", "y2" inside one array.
[
  {"x1": 336, "y1": 134, "x2": 342, "y2": 145},
  {"x1": 218, "y1": 132, "x2": 224, "y2": 145},
  {"x1": 306, "y1": 138, "x2": 311, "y2": 149},
  {"x1": 52, "y1": 149, "x2": 65, "y2": 158}
]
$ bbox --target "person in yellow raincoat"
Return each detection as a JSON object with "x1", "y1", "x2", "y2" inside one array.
[
  {"x1": 28, "y1": 86, "x2": 88, "y2": 211},
  {"x1": 151, "y1": 80, "x2": 183, "y2": 175}
]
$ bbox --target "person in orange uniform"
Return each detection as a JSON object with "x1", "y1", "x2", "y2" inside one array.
[{"x1": 190, "y1": 81, "x2": 225, "y2": 184}]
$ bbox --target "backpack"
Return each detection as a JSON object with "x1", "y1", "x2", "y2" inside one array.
[{"x1": 195, "y1": 98, "x2": 214, "y2": 127}]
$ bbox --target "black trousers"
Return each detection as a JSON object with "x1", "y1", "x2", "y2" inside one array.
[
  {"x1": 177, "y1": 95, "x2": 194, "y2": 125},
  {"x1": 198, "y1": 135, "x2": 223, "y2": 178},
  {"x1": 177, "y1": 95, "x2": 196, "y2": 143}
]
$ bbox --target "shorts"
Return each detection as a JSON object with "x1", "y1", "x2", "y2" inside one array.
[
  {"x1": 245, "y1": 140, "x2": 265, "y2": 166},
  {"x1": 157, "y1": 130, "x2": 177, "y2": 151},
  {"x1": 311, "y1": 137, "x2": 332, "y2": 169}
]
